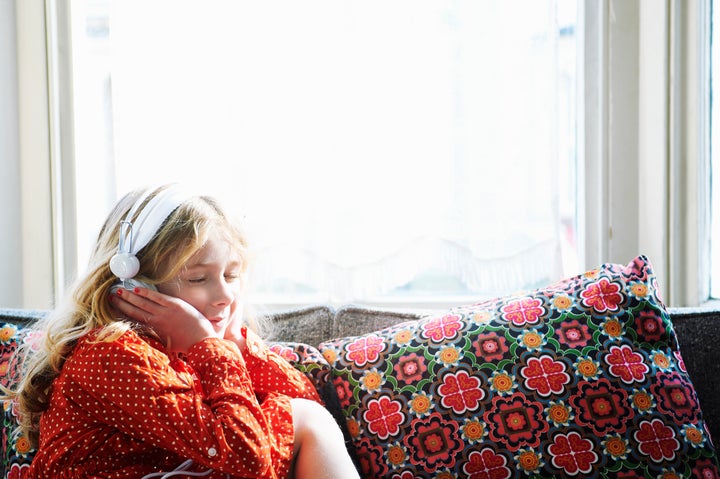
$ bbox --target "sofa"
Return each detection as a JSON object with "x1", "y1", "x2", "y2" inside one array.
[{"x1": 2, "y1": 256, "x2": 719, "y2": 478}]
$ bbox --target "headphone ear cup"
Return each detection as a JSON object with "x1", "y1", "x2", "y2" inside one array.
[{"x1": 109, "y1": 252, "x2": 140, "y2": 279}]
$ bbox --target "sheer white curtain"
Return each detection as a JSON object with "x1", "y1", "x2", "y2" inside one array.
[{"x1": 77, "y1": 0, "x2": 573, "y2": 304}]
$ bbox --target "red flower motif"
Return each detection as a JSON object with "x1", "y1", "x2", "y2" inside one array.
[
  {"x1": 500, "y1": 297, "x2": 546, "y2": 327},
  {"x1": 393, "y1": 352, "x2": 428, "y2": 384},
  {"x1": 7, "y1": 463, "x2": 30, "y2": 479},
  {"x1": 485, "y1": 392, "x2": 548, "y2": 452},
  {"x1": 650, "y1": 371, "x2": 700, "y2": 423},
  {"x1": 604, "y1": 344, "x2": 649, "y2": 384},
  {"x1": 463, "y1": 448, "x2": 513, "y2": 479},
  {"x1": 362, "y1": 396, "x2": 406, "y2": 440},
  {"x1": 437, "y1": 370, "x2": 485, "y2": 414},
  {"x1": 556, "y1": 319, "x2": 592, "y2": 348},
  {"x1": 333, "y1": 378, "x2": 354, "y2": 408},
  {"x1": 355, "y1": 436, "x2": 389, "y2": 478},
  {"x1": 421, "y1": 314, "x2": 464, "y2": 342},
  {"x1": 474, "y1": 332, "x2": 510, "y2": 362},
  {"x1": 548, "y1": 431, "x2": 599, "y2": 476},
  {"x1": 345, "y1": 334, "x2": 385, "y2": 367},
  {"x1": 692, "y1": 458, "x2": 720, "y2": 479},
  {"x1": 634, "y1": 418, "x2": 680, "y2": 462},
  {"x1": 569, "y1": 378, "x2": 632, "y2": 435},
  {"x1": 634, "y1": 310, "x2": 666, "y2": 342},
  {"x1": 580, "y1": 278, "x2": 624, "y2": 313},
  {"x1": 404, "y1": 412, "x2": 462, "y2": 472},
  {"x1": 520, "y1": 355, "x2": 571, "y2": 397}
]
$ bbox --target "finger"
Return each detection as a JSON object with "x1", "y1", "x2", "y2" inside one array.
[{"x1": 111, "y1": 290, "x2": 154, "y2": 323}]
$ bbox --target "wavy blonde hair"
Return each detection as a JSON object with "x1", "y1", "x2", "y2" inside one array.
[{"x1": 6, "y1": 185, "x2": 257, "y2": 447}]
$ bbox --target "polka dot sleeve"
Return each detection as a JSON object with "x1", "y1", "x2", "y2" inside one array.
[
  {"x1": 60, "y1": 330, "x2": 295, "y2": 478},
  {"x1": 240, "y1": 328, "x2": 322, "y2": 403}
]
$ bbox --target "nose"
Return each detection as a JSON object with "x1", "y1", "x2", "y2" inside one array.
[{"x1": 213, "y1": 278, "x2": 235, "y2": 306}]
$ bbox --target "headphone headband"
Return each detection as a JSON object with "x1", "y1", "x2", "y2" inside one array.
[{"x1": 110, "y1": 184, "x2": 191, "y2": 280}]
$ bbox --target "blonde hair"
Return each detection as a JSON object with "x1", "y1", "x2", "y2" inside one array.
[{"x1": 6, "y1": 185, "x2": 258, "y2": 447}]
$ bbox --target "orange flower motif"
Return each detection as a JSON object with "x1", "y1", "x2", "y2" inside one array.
[
  {"x1": 321, "y1": 348, "x2": 337, "y2": 364},
  {"x1": 603, "y1": 319, "x2": 623, "y2": 338},
  {"x1": 461, "y1": 419, "x2": 486, "y2": 443},
  {"x1": 552, "y1": 295, "x2": 572, "y2": 310},
  {"x1": 14, "y1": 435, "x2": 32, "y2": 455},
  {"x1": 385, "y1": 443, "x2": 406, "y2": 467},
  {"x1": 514, "y1": 448, "x2": 543, "y2": 474},
  {"x1": 393, "y1": 330, "x2": 412, "y2": 344},
  {"x1": 602, "y1": 435, "x2": 629, "y2": 459},
  {"x1": 630, "y1": 389, "x2": 655, "y2": 413},
  {"x1": 683, "y1": 425, "x2": 704, "y2": 446},
  {"x1": 346, "y1": 418, "x2": 361, "y2": 438},
  {"x1": 0, "y1": 325, "x2": 17, "y2": 343},
  {"x1": 546, "y1": 401, "x2": 573, "y2": 426},
  {"x1": 409, "y1": 392, "x2": 433, "y2": 417}
]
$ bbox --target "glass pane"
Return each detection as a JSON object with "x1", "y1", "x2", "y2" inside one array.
[{"x1": 69, "y1": 0, "x2": 579, "y2": 305}]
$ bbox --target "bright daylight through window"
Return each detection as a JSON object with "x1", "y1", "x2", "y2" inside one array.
[{"x1": 70, "y1": 1, "x2": 579, "y2": 307}]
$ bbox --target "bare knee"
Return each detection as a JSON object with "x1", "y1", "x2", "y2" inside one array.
[
  {"x1": 290, "y1": 398, "x2": 358, "y2": 479},
  {"x1": 291, "y1": 398, "x2": 344, "y2": 446}
]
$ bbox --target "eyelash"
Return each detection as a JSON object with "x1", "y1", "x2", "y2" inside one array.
[{"x1": 187, "y1": 273, "x2": 240, "y2": 284}]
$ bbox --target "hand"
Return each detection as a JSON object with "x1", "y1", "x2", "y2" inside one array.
[
  {"x1": 110, "y1": 287, "x2": 218, "y2": 353},
  {"x1": 223, "y1": 304, "x2": 247, "y2": 352}
]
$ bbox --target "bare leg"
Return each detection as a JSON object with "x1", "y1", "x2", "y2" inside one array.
[{"x1": 289, "y1": 398, "x2": 360, "y2": 479}]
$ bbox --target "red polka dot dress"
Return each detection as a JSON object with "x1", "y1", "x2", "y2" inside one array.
[{"x1": 26, "y1": 327, "x2": 321, "y2": 478}]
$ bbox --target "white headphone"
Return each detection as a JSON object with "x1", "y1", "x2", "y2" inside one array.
[{"x1": 110, "y1": 185, "x2": 191, "y2": 290}]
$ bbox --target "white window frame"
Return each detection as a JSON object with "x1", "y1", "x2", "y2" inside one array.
[{"x1": 4, "y1": 0, "x2": 713, "y2": 310}]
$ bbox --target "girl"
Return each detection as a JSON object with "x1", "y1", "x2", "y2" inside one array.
[{"x1": 10, "y1": 184, "x2": 359, "y2": 478}]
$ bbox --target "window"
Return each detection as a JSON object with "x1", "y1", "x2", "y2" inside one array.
[
  {"x1": 67, "y1": 1, "x2": 581, "y2": 308},
  {"x1": 68, "y1": 1, "x2": 579, "y2": 308}
]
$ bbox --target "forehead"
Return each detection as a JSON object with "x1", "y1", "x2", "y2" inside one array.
[{"x1": 185, "y1": 229, "x2": 240, "y2": 267}]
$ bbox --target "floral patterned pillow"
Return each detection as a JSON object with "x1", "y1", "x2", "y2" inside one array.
[
  {"x1": 1, "y1": 322, "x2": 37, "y2": 479},
  {"x1": 318, "y1": 256, "x2": 720, "y2": 479}
]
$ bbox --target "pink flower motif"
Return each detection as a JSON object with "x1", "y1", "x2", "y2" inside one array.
[
  {"x1": 394, "y1": 352, "x2": 428, "y2": 384},
  {"x1": 363, "y1": 396, "x2": 406, "y2": 440},
  {"x1": 500, "y1": 297, "x2": 545, "y2": 327},
  {"x1": 548, "y1": 431, "x2": 599, "y2": 476},
  {"x1": 634, "y1": 310, "x2": 666, "y2": 342},
  {"x1": 604, "y1": 344, "x2": 649, "y2": 384},
  {"x1": 345, "y1": 334, "x2": 385, "y2": 367},
  {"x1": 473, "y1": 332, "x2": 509, "y2": 362},
  {"x1": 463, "y1": 448, "x2": 513, "y2": 479},
  {"x1": 580, "y1": 278, "x2": 624, "y2": 313},
  {"x1": 692, "y1": 458, "x2": 720, "y2": 479},
  {"x1": 437, "y1": 370, "x2": 485, "y2": 414},
  {"x1": 268, "y1": 344, "x2": 300, "y2": 362},
  {"x1": 673, "y1": 351, "x2": 687, "y2": 373},
  {"x1": 421, "y1": 314, "x2": 464, "y2": 342},
  {"x1": 633, "y1": 418, "x2": 680, "y2": 462},
  {"x1": 557, "y1": 319, "x2": 591, "y2": 348},
  {"x1": 520, "y1": 355, "x2": 571, "y2": 397}
]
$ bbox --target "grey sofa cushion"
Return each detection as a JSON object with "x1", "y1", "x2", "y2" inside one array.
[{"x1": 669, "y1": 306, "x2": 720, "y2": 444}]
